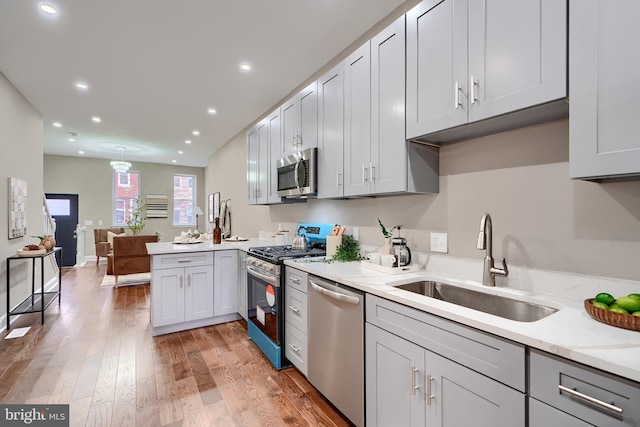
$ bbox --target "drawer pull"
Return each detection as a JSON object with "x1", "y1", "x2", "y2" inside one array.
[
  {"x1": 289, "y1": 277, "x2": 300, "y2": 283},
  {"x1": 288, "y1": 344, "x2": 301, "y2": 352},
  {"x1": 558, "y1": 384, "x2": 623, "y2": 415},
  {"x1": 177, "y1": 259, "x2": 192, "y2": 263},
  {"x1": 288, "y1": 305, "x2": 300, "y2": 313}
]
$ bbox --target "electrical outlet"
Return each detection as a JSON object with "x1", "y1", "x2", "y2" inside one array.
[
  {"x1": 84, "y1": 220, "x2": 93, "y2": 226},
  {"x1": 98, "y1": 220, "x2": 103, "y2": 226},
  {"x1": 353, "y1": 227, "x2": 359, "y2": 241},
  {"x1": 430, "y1": 232, "x2": 448, "y2": 253}
]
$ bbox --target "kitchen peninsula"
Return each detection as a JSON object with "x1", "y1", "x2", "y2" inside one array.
[{"x1": 146, "y1": 239, "x2": 258, "y2": 336}]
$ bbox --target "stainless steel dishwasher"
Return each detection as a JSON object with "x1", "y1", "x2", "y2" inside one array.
[{"x1": 308, "y1": 275, "x2": 364, "y2": 427}]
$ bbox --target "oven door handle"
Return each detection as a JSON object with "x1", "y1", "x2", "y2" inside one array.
[
  {"x1": 247, "y1": 265, "x2": 279, "y2": 284},
  {"x1": 309, "y1": 280, "x2": 360, "y2": 305}
]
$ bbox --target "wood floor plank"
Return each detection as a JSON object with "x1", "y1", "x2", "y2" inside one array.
[{"x1": 0, "y1": 264, "x2": 351, "y2": 427}]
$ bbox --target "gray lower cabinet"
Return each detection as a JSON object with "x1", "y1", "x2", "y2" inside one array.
[
  {"x1": 366, "y1": 295, "x2": 525, "y2": 426},
  {"x1": 529, "y1": 398, "x2": 594, "y2": 427},
  {"x1": 213, "y1": 250, "x2": 238, "y2": 316},
  {"x1": 237, "y1": 251, "x2": 247, "y2": 320},
  {"x1": 530, "y1": 349, "x2": 640, "y2": 426},
  {"x1": 284, "y1": 267, "x2": 308, "y2": 375},
  {"x1": 569, "y1": 0, "x2": 640, "y2": 180}
]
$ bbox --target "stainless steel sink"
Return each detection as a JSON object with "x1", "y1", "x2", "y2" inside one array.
[{"x1": 395, "y1": 281, "x2": 558, "y2": 322}]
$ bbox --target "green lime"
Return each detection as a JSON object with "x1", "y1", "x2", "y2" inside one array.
[
  {"x1": 627, "y1": 293, "x2": 640, "y2": 299},
  {"x1": 609, "y1": 306, "x2": 630, "y2": 315},
  {"x1": 632, "y1": 311, "x2": 640, "y2": 317},
  {"x1": 591, "y1": 301, "x2": 609, "y2": 310},
  {"x1": 609, "y1": 302, "x2": 621, "y2": 309},
  {"x1": 615, "y1": 296, "x2": 640, "y2": 313},
  {"x1": 595, "y1": 293, "x2": 615, "y2": 305}
]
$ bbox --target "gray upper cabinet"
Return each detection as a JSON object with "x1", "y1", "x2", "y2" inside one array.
[
  {"x1": 281, "y1": 82, "x2": 318, "y2": 158},
  {"x1": 317, "y1": 63, "x2": 345, "y2": 199},
  {"x1": 344, "y1": 41, "x2": 372, "y2": 197},
  {"x1": 344, "y1": 16, "x2": 439, "y2": 197},
  {"x1": 266, "y1": 108, "x2": 282, "y2": 204},
  {"x1": 569, "y1": 0, "x2": 640, "y2": 180},
  {"x1": 407, "y1": 0, "x2": 567, "y2": 141},
  {"x1": 246, "y1": 120, "x2": 268, "y2": 205}
]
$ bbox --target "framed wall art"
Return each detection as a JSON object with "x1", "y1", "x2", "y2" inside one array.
[
  {"x1": 209, "y1": 192, "x2": 220, "y2": 223},
  {"x1": 145, "y1": 194, "x2": 168, "y2": 218},
  {"x1": 8, "y1": 177, "x2": 27, "y2": 239}
]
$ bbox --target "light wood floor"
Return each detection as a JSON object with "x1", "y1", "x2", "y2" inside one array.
[{"x1": 0, "y1": 264, "x2": 352, "y2": 427}]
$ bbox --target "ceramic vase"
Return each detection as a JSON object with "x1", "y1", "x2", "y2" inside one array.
[{"x1": 380, "y1": 237, "x2": 394, "y2": 255}]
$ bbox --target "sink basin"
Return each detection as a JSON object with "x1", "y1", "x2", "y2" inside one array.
[{"x1": 395, "y1": 281, "x2": 558, "y2": 322}]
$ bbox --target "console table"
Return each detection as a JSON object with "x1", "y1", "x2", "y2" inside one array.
[{"x1": 6, "y1": 247, "x2": 62, "y2": 329}]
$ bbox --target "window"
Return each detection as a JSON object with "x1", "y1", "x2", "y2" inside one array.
[
  {"x1": 173, "y1": 174, "x2": 196, "y2": 226},
  {"x1": 113, "y1": 171, "x2": 140, "y2": 225}
]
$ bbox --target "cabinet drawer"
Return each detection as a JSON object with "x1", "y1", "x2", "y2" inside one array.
[
  {"x1": 285, "y1": 322, "x2": 308, "y2": 376},
  {"x1": 366, "y1": 294, "x2": 525, "y2": 391},
  {"x1": 152, "y1": 251, "x2": 213, "y2": 269},
  {"x1": 285, "y1": 267, "x2": 308, "y2": 294},
  {"x1": 285, "y1": 286, "x2": 307, "y2": 333},
  {"x1": 530, "y1": 349, "x2": 640, "y2": 426}
]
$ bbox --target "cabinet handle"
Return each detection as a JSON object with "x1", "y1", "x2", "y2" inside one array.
[
  {"x1": 427, "y1": 374, "x2": 434, "y2": 406},
  {"x1": 370, "y1": 163, "x2": 375, "y2": 182},
  {"x1": 180, "y1": 276, "x2": 183, "y2": 288},
  {"x1": 336, "y1": 170, "x2": 342, "y2": 187},
  {"x1": 187, "y1": 274, "x2": 191, "y2": 287},
  {"x1": 411, "y1": 366, "x2": 419, "y2": 396},
  {"x1": 454, "y1": 81, "x2": 462, "y2": 109},
  {"x1": 362, "y1": 164, "x2": 368, "y2": 182},
  {"x1": 289, "y1": 277, "x2": 300, "y2": 283},
  {"x1": 178, "y1": 259, "x2": 192, "y2": 263},
  {"x1": 558, "y1": 385, "x2": 623, "y2": 415},
  {"x1": 292, "y1": 135, "x2": 297, "y2": 149},
  {"x1": 288, "y1": 305, "x2": 300, "y2": 313},
  {"x1": 470, "y1": 75, "x2": 478, "y2": 105},
  {"x1": 288, "y1": 343, "x2": 301, "y2": 352}
]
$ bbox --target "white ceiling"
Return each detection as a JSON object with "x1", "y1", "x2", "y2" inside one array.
[{"x1": 0, "y1": 0, "x2": 405, "y2": 167}]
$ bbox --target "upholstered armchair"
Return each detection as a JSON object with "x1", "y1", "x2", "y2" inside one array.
[{"x1": 94, "y1": 227, "x2": 125, "y2": 264}]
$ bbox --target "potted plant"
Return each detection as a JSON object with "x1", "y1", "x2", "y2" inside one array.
[
  {"x1": 126, "y1": 198, "x2": 146, "y2": 235},
  {"x1": 377, "y1": 217, "x2": 401, "y2": 255}
]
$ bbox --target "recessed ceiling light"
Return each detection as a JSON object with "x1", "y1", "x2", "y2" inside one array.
[
  {"x1": 39, "y1": 3, "x2": 57, "y2": 14},
  {"x1": 172, "y1": 160, "x2": 177, "y2": 163},
  {"x1": 92, "y1": 116, "x2": 101, "y2": 123},
  {"x1": 185, "y1": 140, "x2": 192, "y2": 144},
  {"x1": 192, "y1": 130, "x2": 200, "y2": 136},
  {"x1": 53, "y1": 122, "x2": 62, "y2": 128},
  {"x1": 68, "y1": 138, "x2": 75, "y2": 142},
  {"x1": 240, "y1": 63, "x2": 251, "y2": 71},
  {"x1": 75, "y1": 82, "x2": 89, "y2": 91},
  {"x1": 207, "y1": 108, "x2": 217, "y2": 115},
  {"x1": 78, "y1": 150, "x2": 85, "y2": 154},
  {"x1": 178, "y1": 150, "x2": 184, "y2": 154}
]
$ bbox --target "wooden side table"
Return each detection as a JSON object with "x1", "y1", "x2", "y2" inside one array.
[{"x1": 6, "y1": 247, "x2": 62, "y2": 329}]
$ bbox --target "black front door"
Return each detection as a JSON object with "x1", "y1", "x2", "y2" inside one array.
[{"x1": 45, "y1": 194, "x2": 78, "y2": 267}]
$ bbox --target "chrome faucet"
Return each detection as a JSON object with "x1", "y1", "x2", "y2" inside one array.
[{"x1": 476, "y1": 213, "x2": 509, "y2": 286}]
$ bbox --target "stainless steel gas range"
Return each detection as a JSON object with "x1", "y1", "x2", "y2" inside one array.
[{"x1": 246, "y1": 223, "x2": 334, "y2": 369}]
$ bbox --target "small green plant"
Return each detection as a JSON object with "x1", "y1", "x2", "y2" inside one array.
[
  {"x1": 126, "y1": 198, "x2": 146, "y2": 235},
  {"x1": 332, "y1": 235, "x2": 364, "y2": 262},
  {"x1": 377, "y1": 217, "x2": 402, "y2": 238}
]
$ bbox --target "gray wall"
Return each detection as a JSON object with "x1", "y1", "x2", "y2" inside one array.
[
  {"x1": 206, "y1": 119, "x2": 640, "y2": 281},
  {"x1": 44, "y1": 155, "x2": 206, "y2": 257},
  {"x1": 0, "y1": 71, "x2": 56, "y2": 323}
]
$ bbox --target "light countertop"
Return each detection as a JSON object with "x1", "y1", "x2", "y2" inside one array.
[
  {"x1": 146, "y1": 238, "x2": 267, "y2": 255},
  {"x1": 285, "y1": 257, "x2": 640, "y2": 383}
]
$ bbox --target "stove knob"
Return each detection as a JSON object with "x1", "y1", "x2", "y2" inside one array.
[{"x1": 265, "y1": 264, "x2": 274, "y2": 274}]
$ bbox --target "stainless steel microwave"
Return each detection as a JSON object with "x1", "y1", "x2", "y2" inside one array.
[{"x1": 276, "y1": 147, "x2": 317, "y2": 198}]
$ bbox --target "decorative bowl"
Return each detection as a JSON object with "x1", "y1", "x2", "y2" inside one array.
[
  {"x1": 17, "y1": 249, "x2": 46, "y2": 256},
  {"x1": 584, "y1": 299, "x2": 640, "y2": 332}
]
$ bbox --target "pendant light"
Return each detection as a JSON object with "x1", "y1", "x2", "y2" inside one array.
[{"x1": 110, "y1": 146, "x2": 132, "y2": 173}]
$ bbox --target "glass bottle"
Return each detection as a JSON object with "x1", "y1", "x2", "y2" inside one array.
[{"x1": 213, "y1": 217, "x2": 222, "y2": 244}]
